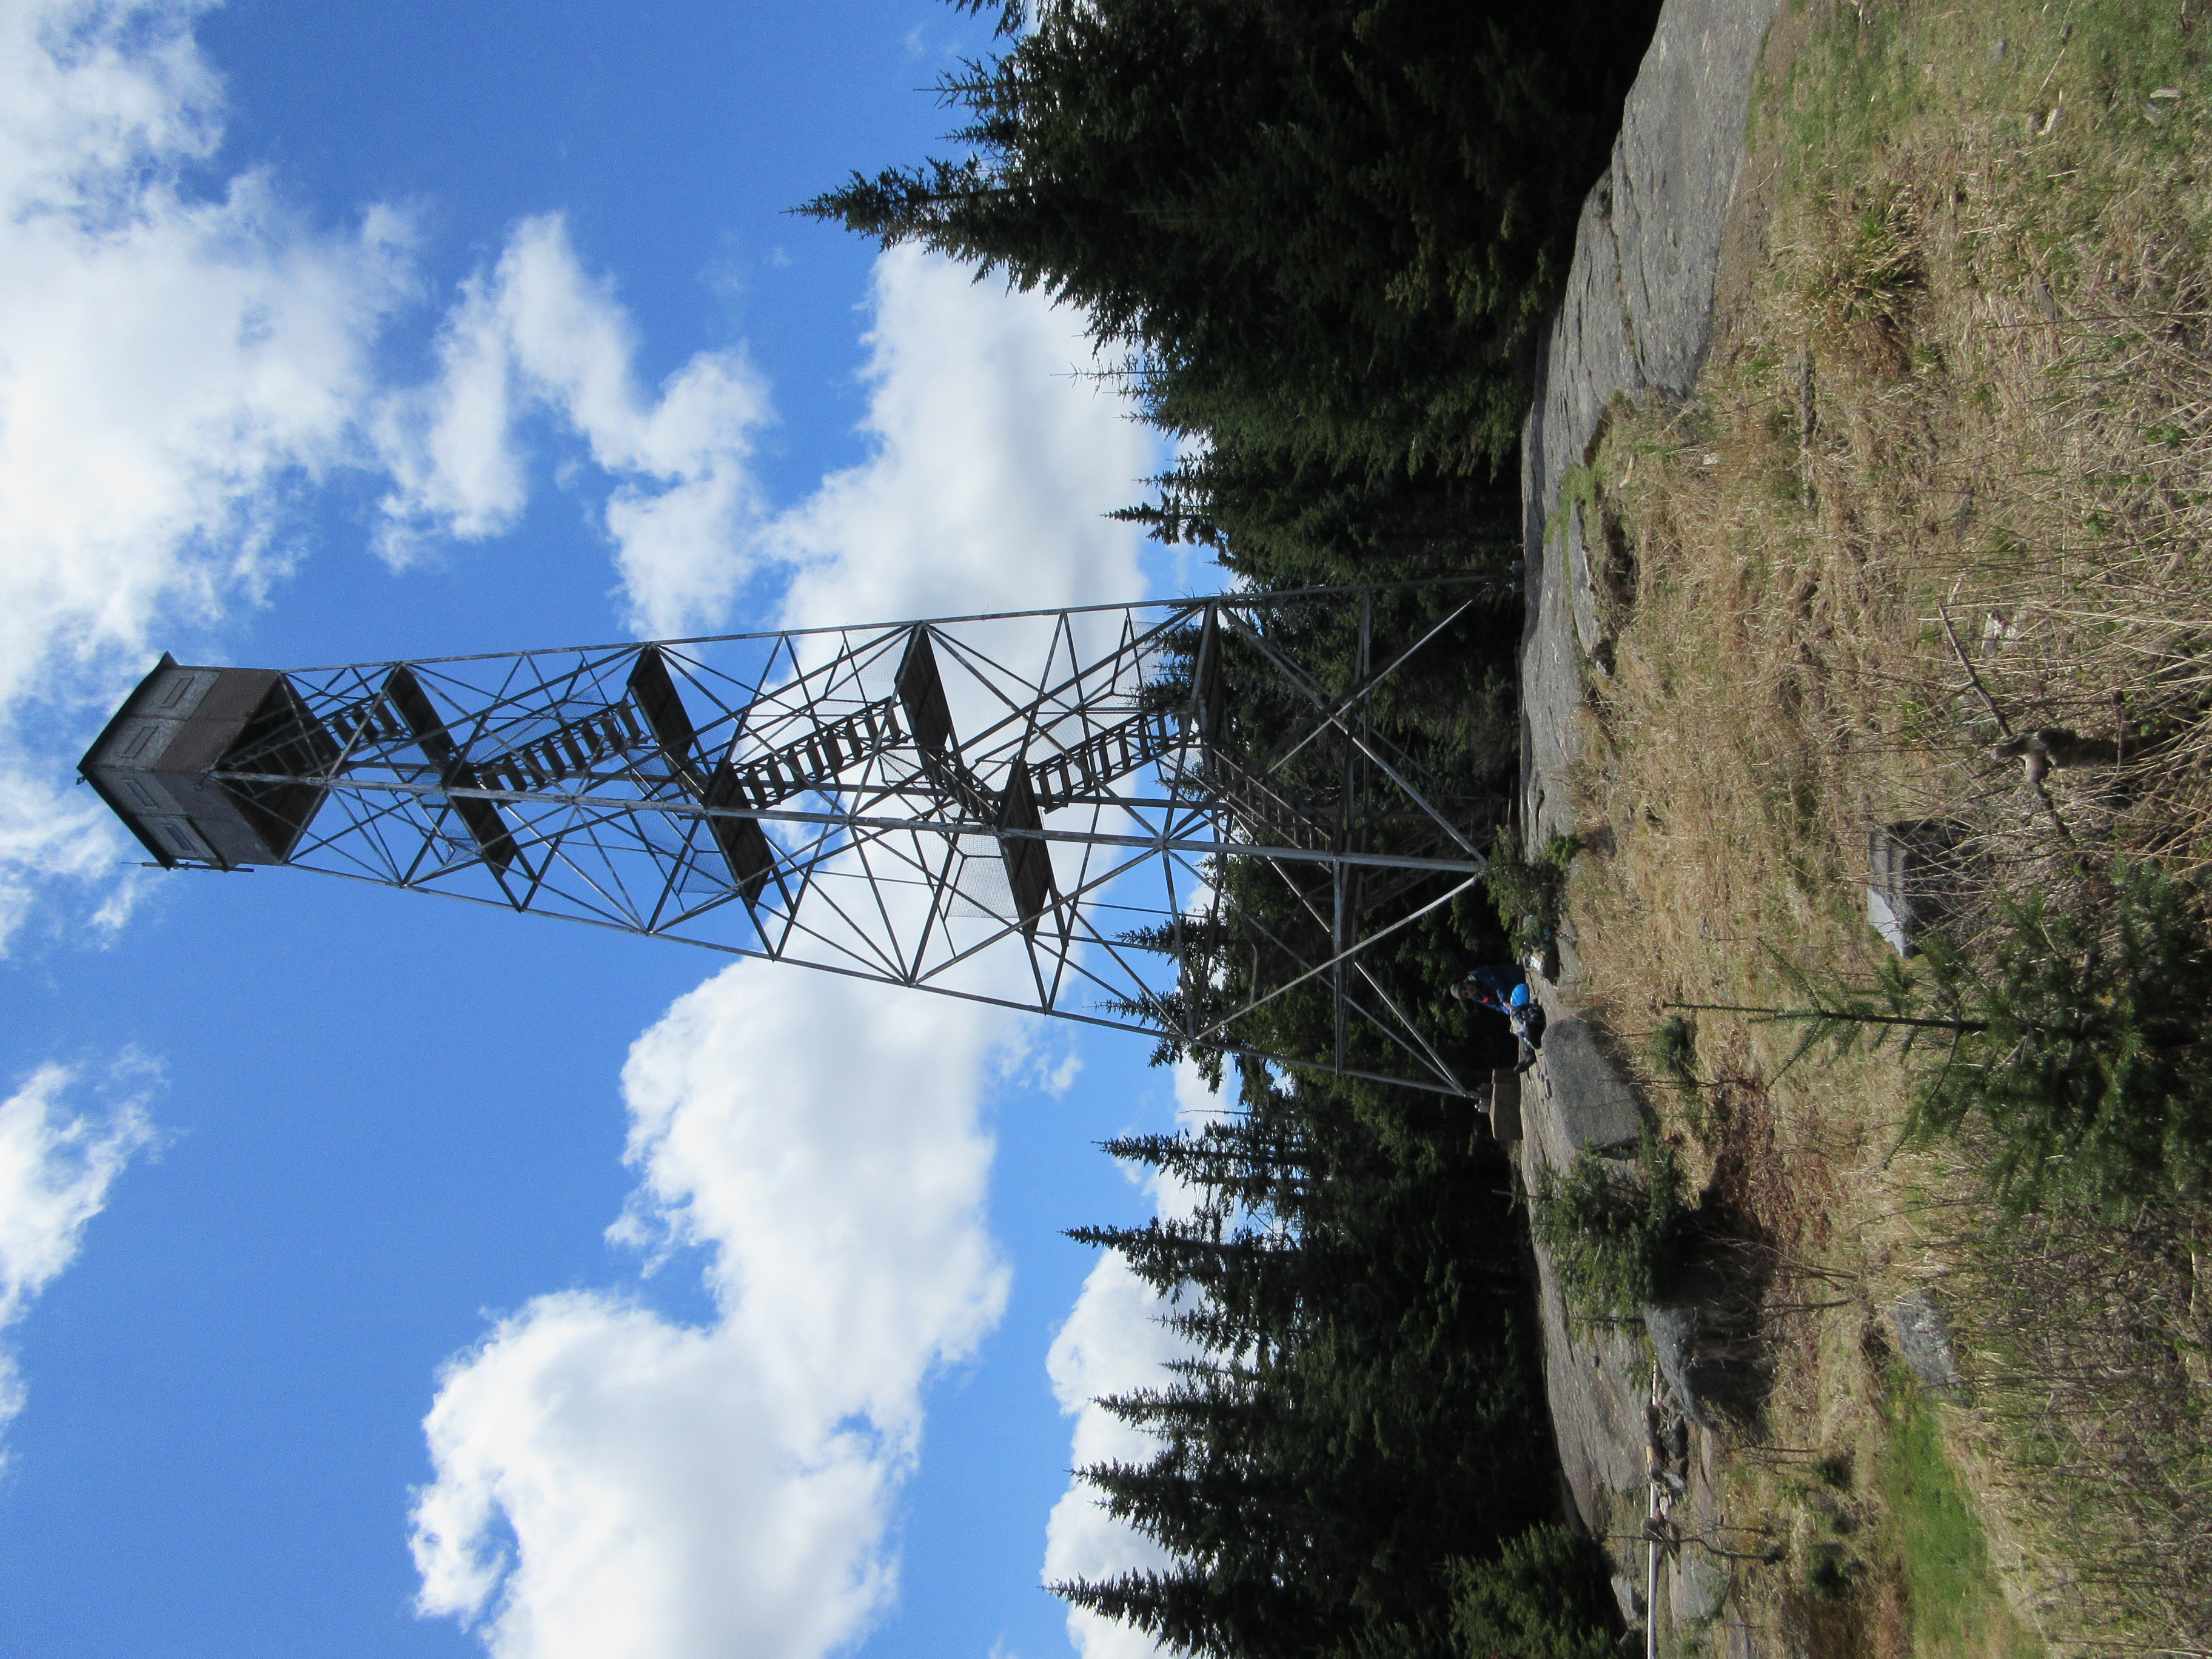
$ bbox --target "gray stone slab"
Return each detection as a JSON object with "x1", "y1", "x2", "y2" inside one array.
[
  {"x1": 1509, "y1": 0, "x2": 1785, "y2": 1587},
  {"x1": 1490, "y1": 1067, "x2": 1524, "y2": 1143},
  {"x1": 1612, "y1": 1569, "x2": 1647, "y2": 1625},
  {"x1": 1515, "y1": 1021, "x2": 1659, "y2": 1531},
  {"x1": 1537, "y1": 1019, "x2": 1646, "y2": 1155},
  {"x1": 1521, "y1": 0, "x2": 1786, "y2": 859},
  {"x1": 1530, "y1": 1232, "x2": 1652, "y2": 1531},
  {"x1": 1544, "y1": 174, "x2": 1644, "y2": 481},
  {"x1": 1892, "y1": 1291, "x2": 1962, "y2": 1389},
  {"x1": 1612, "y1": 0, "x2": 1782, "y2": 397},
  {"x1": 1567, "y1": 501, "x2": 1607, "y2": 665},
  {"x1": 1648, "y1": 1304, "x2": 1703, "y2": 1413},
  {"x1": 1677, "y1": 1553, "x2": 1731, "y2": 1624}
]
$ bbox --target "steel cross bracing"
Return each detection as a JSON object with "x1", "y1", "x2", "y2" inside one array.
[{"x1": 196, "y1": 585, "x2": 1503, "y2": 1096}]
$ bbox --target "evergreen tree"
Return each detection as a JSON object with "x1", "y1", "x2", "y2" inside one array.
[
  {"x1": 1100, "y1": 1120, "x2": 1327, "y2": 1223},
  {"x1": 1067, "y1": 1215, "x2": 1326, "y2": 1355},
  {"x1": 1116, "y1": 443, "x2": 1521, "y2": 589},
  {"x1": 1445, "y1": 1525, "x2": 1620, "y2": 1659},
  {"x1": 1057, "y1": 1067, "x2": 1581, "y2": 1655},
  {"x1": 1907, "y1": 859, "x2": 2212, "y2": 1214},
  {"x1": 1689, "y1": 859, "x2": 2212, "y2": 1215},
  {"x1": 804, "y1": 0, "x2": 1659, "y2": 474},
  {"x1": 1052, "y1": 1564, "x2": 1296, "y2": 1659}
]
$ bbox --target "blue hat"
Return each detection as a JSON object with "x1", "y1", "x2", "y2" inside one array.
[{"x1": 1509, "y1": 984, "x2": 1530, "y2": 1008}]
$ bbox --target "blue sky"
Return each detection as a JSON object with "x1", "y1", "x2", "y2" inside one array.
[{"x1": 0, "y1": 4, "x2": 1215, "y2": 1657}]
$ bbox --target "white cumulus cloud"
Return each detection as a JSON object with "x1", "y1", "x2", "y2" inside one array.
[
  {"x1": 411, "y1": 253, "x2": 1160, "y2": 1659},
  {"x1": 1042, "y1": 1062, "x2": 1224, "y2": 1659},
  {"x1": 771, "y1": 246, "x2": 1153, "y2": 632},
  {"x1": 0, "y1": 1062, "x2": 159, "y2": 1456},
  {"x1": 411, "y1": 967, "x2": 1011, "y2": 1659},
  {"x1": 0, "y1": 0, "x2": 410, "y2": 950},
  {"x1": 0, "y1": 0, "x2": 1159, "y2": 957},
  {"x1": 374, "y1": 232, "x2": 1153, "y2": 655},
  {"x1": 372, "y1": 215, "x2": 774, "y2": 639},
  {"x1": 1042, "y1": 1252, "x2": 1190, "y2": 1659}
]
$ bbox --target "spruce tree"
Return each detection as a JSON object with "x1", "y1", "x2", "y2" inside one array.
[{"x1": 803, "y1": 0, "x2": 1659, "y2": 474}]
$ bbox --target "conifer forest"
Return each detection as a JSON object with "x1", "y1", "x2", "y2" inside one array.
[{"x1": 810, "y1": 2, "x2": 1664, "y2": 1653}]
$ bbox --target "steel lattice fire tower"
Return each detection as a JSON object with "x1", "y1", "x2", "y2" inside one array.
[{"x1": 79, "y1": 586, "x2": 1501, "y2": 1096}]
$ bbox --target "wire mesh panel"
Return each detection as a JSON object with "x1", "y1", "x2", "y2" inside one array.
[{"x1": 99, "y1": 586, "x2": 1506, "y2": 1096}]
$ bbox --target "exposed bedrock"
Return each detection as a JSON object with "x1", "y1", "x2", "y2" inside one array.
[
  {"x1": 1521, "y1": 0, "x2": 1786, "y2": 851},
  {"x1": 1512, "y1": 0, "x2": 1785, "y2": 1644}
]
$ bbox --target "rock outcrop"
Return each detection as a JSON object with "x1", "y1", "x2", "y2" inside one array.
[
  {"x1": 1512, "y1": 0, "x2": 1786, "y2": 1645},
  {"x1": 1520, "y1": 0, "x2": 1786, "y2": 849}
]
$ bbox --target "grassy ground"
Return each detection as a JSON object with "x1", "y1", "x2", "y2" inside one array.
[
  {"x1": 1880, "y1": 1369, "x2": 2041, "y2": 1659},
  {"x1": 1553, "y1": 0, "x2": 2212, "y2": 1652}
]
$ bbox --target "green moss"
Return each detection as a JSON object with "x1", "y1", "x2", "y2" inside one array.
[{"x1": 1879, "y1": 1373, "x2": 2044, "y2": 1658}]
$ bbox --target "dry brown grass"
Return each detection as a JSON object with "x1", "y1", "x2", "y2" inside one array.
[{"x1": 1552, "y1": 1, "x2": 2212, "y2": 1652}]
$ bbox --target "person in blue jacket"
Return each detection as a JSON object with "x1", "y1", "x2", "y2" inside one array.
[{"x1": 1451, "y1": 967, "x2": 1542, "y2": 1067}]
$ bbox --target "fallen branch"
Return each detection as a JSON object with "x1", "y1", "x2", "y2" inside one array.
[{"x1": 1937, "y1": 600, "x2": 2075, "y2": 844}]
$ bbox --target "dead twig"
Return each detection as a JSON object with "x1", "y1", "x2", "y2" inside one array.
[{"x1": 1938, "y1": 600, "x2": 2076, "y2": 844}]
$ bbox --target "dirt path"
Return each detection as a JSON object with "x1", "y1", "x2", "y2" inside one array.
[{"x1": 1512, "y1": 0, "x2": 1783, "y2": 1643}]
